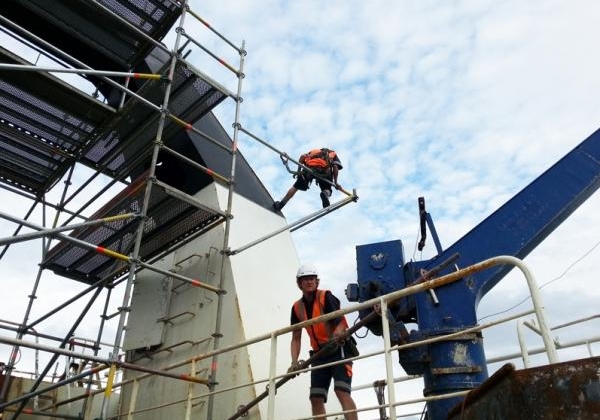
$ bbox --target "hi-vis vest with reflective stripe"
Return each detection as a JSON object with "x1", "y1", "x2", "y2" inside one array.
[
  {"x1": 301, "y1": 148, "x2": 336, "y2": 173},
  {"x1": 293, "y1": 289, "x2": 348, "y2": 351}
]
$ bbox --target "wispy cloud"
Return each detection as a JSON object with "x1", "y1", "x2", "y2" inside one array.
[{"x1": 2, "y1": 1, "x2": 600, "y2": 417}]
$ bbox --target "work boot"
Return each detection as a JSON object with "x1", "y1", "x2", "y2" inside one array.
[
  {"x1": 273, "y1": 201, "x2": 285, "y2": 211},
  {"x1": 320, "y1": 191, "x2": 331, "y2": 208}
]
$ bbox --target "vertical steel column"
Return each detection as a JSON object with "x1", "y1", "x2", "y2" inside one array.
[
  {"x1": 185, "y1": 359, "x2": 196, "y2": 420},
  {"x1": 206, "y1": 39, "x2": 246, "y2": 419},
  {"x1": 380, "y1": 298, "x2": 398, "y2": 420},
  {"x1": 125, "y1": 379, "x2": 139, "y2": 420},
  {"x1": 81, "y1": 285, "x2": 114, "y2": 417},
  {"x1": 0, "y1": 163, "x2": 76, "y2": 408},
  {"x1": 266, "y1": 334, "x2": 278, "y2": 420},
  {"x1": 98, "y1": 3, "x2": 190, "y2": 417}
]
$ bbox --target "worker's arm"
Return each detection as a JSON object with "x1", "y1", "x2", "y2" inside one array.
[
  {"x1": 332, "y1": 165, "x2": 340, "y2": 188},
  {"x1": 290, "y1": 329, "x2": 302, "y2": 363},
  {"x1": 288, "y1": 329, "x2": 303, "y2": 373}
]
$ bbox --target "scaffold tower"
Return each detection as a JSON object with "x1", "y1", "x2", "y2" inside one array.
[{"x1": 0, "y1": 1, "x2": 358, "y2": 419}]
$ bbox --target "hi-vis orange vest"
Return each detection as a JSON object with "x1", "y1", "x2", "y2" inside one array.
[
  {"x1": 293, "y1": 289, "x2": 348, "y2": 351},
  {"x1": 300, "y1": 148, "x2": 336, "y2": 173}
]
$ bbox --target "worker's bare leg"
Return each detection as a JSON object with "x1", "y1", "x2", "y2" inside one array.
[
  {"x1": 274, "y1": 187, "x2": 298, "y2": 210},
  {"x1": 310, "y1": 396, "x2": 326, "y2": 420},
  {"x1": 335, "y1": 389, "x2": 358, "y2": 420},
  {"x1": 282, "y1": 187, "x2": 298, "y2": 204}
]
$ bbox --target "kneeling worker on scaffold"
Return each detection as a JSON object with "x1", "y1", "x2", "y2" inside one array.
[{"x1": 273, "y1": 147, "x2": 343, "y2": 211}]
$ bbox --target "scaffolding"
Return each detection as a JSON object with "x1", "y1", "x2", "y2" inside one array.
[{"x1": 0, "y1": 1, "x2": 357, "y2": 419}]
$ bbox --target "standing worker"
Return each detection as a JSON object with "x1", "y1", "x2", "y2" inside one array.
[
  {"x1": 289, "y1": 264, "x2": 358, "y2": 420},
  {"x1": 274, "y1": 148, "x2": 343, "y2": 211}
]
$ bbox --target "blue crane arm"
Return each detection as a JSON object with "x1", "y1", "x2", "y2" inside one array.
[
  {"x1": 415, "y1": 127, "x2": 600, "y2": 311},
  {"x1": 349, "y1": 128, "x2": 600, "y2": 327}
]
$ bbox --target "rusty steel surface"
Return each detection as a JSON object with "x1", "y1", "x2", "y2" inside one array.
[{"x1": 447, "y1": 357, "x2": 600, "y2": 420}]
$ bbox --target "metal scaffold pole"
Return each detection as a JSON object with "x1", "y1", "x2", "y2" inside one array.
[
  {"x1": 98, "y1": 3, "x2": 190, "y2": 418},
  {"x1": 0, "y1": 163, "x2": 76, "y2": 408},
  {"x1": 206, "y1": 36, "x2": 247, "y2": 420}
]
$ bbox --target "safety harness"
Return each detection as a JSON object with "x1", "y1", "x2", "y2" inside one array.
[{"x1": 300, "y1": 148, "x2": 335, "y2": 174}]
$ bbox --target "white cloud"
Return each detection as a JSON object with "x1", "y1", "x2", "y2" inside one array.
[{"x1": 2, "y1": 0, "x2": 600, "y2": 418}]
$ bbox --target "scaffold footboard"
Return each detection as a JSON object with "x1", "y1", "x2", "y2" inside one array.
[{"x1": 43, "y1": 175, "x2": 225, "y2": 284}]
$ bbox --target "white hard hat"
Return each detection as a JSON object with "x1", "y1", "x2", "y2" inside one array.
[{"x1": 296, "y1": 263, "x2": 319, "y2": 278}]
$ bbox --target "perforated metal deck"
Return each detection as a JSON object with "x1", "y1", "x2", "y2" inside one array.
[
  {"x1": 0, "y1": 0, "x2": 254, "y2": 285},
  {"x1": 0, "y1": 0, "x2": 181, "y2": 70},
  {"x1": 42, "y1": 174, "x2": 225, "y2": 284},
  {"x1": 0, "y1": 46, "x2": 115, "y2": 195},
  {"x1": 79, "y1": 59, "x2": 227, "y2": 181}
]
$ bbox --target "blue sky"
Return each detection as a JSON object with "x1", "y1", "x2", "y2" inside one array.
[
  {"x1": 194, "y1": 0, "x2": 600, "y2": 304},
  {"x1": 189, "y1": 1, "x2": 600, "y2": 414},
  {"x1": 2, "y1": 0, "x2": 600, "y2": 417}
]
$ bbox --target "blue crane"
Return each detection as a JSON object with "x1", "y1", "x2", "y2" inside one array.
[{"x1": 346, "y1": 128, "x2": 600, "y2": 419}]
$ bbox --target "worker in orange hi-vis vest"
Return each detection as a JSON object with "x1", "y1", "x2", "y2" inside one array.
[
  {"x1": 288, "y1": 264, "x2": 358, "y2": 420},
  {"x1": 273, "y1": 148, "x2": 342, "y2": 211}
]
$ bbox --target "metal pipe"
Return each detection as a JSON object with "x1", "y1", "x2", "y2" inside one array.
[
  {"x1": 0, "y1": 63, "x2": 165, "y2": 80},
  {"x1": 160, "y1": 144, "x2": 230, "y2": 184},
  {"x1": 0, "y1": 323, "x2": 71, "y2": 345},
  {"x1": 0, "y1": 336, "x2": 210, "y2": 391},
  {"x1": 99, "y1": 3, "x2": 189, "y2": 418},
  {"x1": 289, "y1": 191, "x2": 358, "y2": 231},
  {"x1": 551, "y1": 313, "x2": 600, "y2": 330},
  {"x1": 153, "y1": 179, "x2": 228, "y2": 218},
  {"x1": 26, "y1": 276, "x2": 114, "y2": 331},
  {"x1": 2, "y1": 407, "x2": 81, "y2": 419},
  {"x1": 516, "y1": 320, "x2": 531, "y2": 368},
  {"x1": 228, "y1": 193, "x2": 357, "y2": 255},
  {"x1": 0, "y1": 212, "x2": 137, "y2": 246},
  {"x1": 0, "y1": 193, "x2": 39, "y2": 260},
  {"x1": 1, "y1": 363, "x2": 109, "y2": 410},
  {"x1": 6, "y1": 285, "x2": 103, "y2": 419},
  {"x1": 486, "y1": 334, "x2": 600, "y2": 365},
  {"x1": 179, "y1": 31, "x2": 240, "y2": 76},
  {"x1": 49, "y1": 307, "x2": 540, "y2": 417},
  {"x1": 0, "y1": 164, "x2": 76, "y2": 407},
  {"x1": 180, "y1": 4, "x2": 242, "y2": 52},
  {"x1": 0, "y1": 184, "x2": 82, "y2": 221},
  {"x1": 266, "y1": 334, "x2": 278, "y2": 419},
  {"x1": 168, "y1": 110, "x2": 234, "y2": 153},
  {"x1": 380, "y1": 298, "x2": 397, "y2": 420},
  {"x1": 206, "y1": 36, "x2": 247, "y2": 420},
  {"x1": 59, "y1": 170, "x2": 126, "y2": 220},
  {"x1": 503, "y1": 256, "x2": 559, "y2": 363},
  {"x1": 238, "y1": 126, "x2": 290, "y2": 158},
  {"x1": 0, "y1": 213, "x2": 225, "y2": 295}
]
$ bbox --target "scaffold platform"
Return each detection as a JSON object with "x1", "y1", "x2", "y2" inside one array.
[{"x1": 42, "y1": 172, "x2": 225, "y2": 284}]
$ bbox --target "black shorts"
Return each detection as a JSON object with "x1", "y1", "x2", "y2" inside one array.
[
  {"x1": 293, "y1": 170, "x2": 332, "y2": 192},
  {"x1": 309, "y1": 351, "x2": 353, "y2": 402}
]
